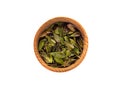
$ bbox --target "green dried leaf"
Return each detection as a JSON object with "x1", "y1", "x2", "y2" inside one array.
[
  {"x1": 59, "y1": 27, "x2": 63, "y2": 37},
  {"x1": 65, "y1": 42, "x2": 74, "y2": 49},
  {"x1": 46, "y1": 35, "x2": 51, "y2": 42},
  {"x1": 64, "y1": 36, "x2": 69, "y2": 42},
  {"x1": 69, "y1": 53, "x2": 75, "y2": 57},
  {"x1": 73, "y1": 48, "x2": 80, "y2": 55},
  {"x1": 38, "y1": 22, "x2": 84, "y2": 68},
  {"x1": 62, "y1": 60, "x2": 70, "y2": 67},
  {"x1": 61, "y1": 48, "x2": 66, "y2": 53},
  {"x1": 54, "y1": 27, "x2": 63, "y2": 36},
  {"x1": 51, "y1": 39, "x2": 56, "y2": 44},
  {"x1": 54, "y1": 28, "x2": 60, "y2": 34},
  {"x1": 53, "y1": 33, "x2": 64, "y2": 44},
  {"x1": 70, "y1": 32, "x2": 80, "y2": 37},
  {"x1": 46, "y1": 36, "x2": 56, "y2": 46},
  {"x1": 41, "y1": 53, "x2": 53, "y2": 63},
  {"x1": 45, "y1": 44, "x2": 51, "y2": 53},
  {"x1": 54, "y1": 57, "x2": 64, "y2": 64},
  {"x1": 38, "y1": 39, "x2": 46, "y2": 51},
  {"x1": 70, "y1": 38, "x2": 79, "y2": 48},
  {"x1": 60, "y1": 37, "x2": 64, "y2": 45},
  {"x1": 50, "y1": 52, "x2": 66, "y2": 58},
  {"x1": 65, "y1": 50, "x2": 71, "y2": 57},
  {"x1": 53, "y1": 33, "x2": 60, "y2": 42},
  {"x1": 68, "y1": 31, "x2": 74, "y2": 34}
]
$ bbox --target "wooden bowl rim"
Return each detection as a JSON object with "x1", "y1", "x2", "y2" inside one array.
[{"x1": 34, "y1": 17, "x2": 88, "y2": 72}]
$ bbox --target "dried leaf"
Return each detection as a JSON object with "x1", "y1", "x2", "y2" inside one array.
[
  {"x1": 41, "y1": 53, "x2": 53, "y2": 63},
  {"x1": 45, "y1": 44, "x2": 51, "y2": 53},
  {"x1": 70, "y1": 32, "x2": 80, "y2": 37},
  {"x1": 70, "y1": 38, "x2": 79, "y2": 48},
  {"x1": 50, "y1": 52, "x2": 66, "y2": 58},
  {"x1": 73, "y1": 48, "x2": 80, "y2": 55},
  {"x1": 68, "y1": 31, "x2": 74, "y2": 34},
  {"x1": 38, "y1": 39, "x2": 46, "y2": 51},
  {"x1": 65, "y1": 42, "x2": 74, "y2": 49},
  {"x1": 38, "y1": 22, "x2": 84, "y2": 68},
  {"x1": 59, "y1": 27, "x2": 63, "y2": 37},
  {"x1": 46, "y1": 36, "x2": 56, "y2": 46},
  {"x1": 62, "y1": 60, "x2": 70, "y2": 67},
  {"x1": 64, "y1": 36, "x2": 69, "y2": 42},
  {"x1": 53, "y1": 33, "x2": 60, "y2": 42},
  {"x1": 67, "y1": 24, "x2": 75, "y2": 31},
  {"x1": 65, "y1": 50, "x2": 71, "y2": 57},
  {"x1": 54, "y1": 57, "x2": 64, "y2": 65},
  {"x1": 54, "y1": 28, "x2": 60, "y2": 34}
]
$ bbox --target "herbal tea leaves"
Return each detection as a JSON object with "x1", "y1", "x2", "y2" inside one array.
[{"x1": 38, "y1": 22, "x2": 83, "y2": 68}]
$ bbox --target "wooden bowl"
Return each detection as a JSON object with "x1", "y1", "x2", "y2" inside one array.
[{"x1": 34, "y1": 17, "x2": 88, "y2": 72}]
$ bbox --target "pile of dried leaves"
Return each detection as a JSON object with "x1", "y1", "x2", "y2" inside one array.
[{"x1": 38, "y1": 22, "x2": 83, "y2": 68}]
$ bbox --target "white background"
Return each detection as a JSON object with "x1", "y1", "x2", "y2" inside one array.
[{"x1": 0, "y1": 0, "x2": 120, "y2": 90}]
